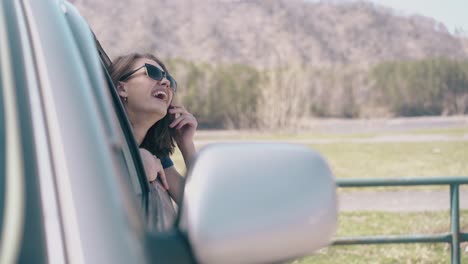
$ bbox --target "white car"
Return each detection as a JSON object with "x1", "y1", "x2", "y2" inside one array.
[{"x1": 0, "y1": 0, "x2": 337, "y2": 263}]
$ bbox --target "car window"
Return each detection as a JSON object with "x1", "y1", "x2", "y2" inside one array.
[
  {"x1": 62, "y1": 2, "x2": 148, "y2": 224},
  {"x1": 100, "y1": 64, "x2": 146, "y2": 198}
]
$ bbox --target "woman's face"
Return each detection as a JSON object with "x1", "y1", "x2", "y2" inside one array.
[{"x1": 120, "y1": 58, "x2": 174, "y2": 119}]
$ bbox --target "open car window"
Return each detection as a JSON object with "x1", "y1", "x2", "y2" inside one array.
[
  {"x1": 63, "y1": 2, "x2": 177, "y2": 231},
  {"x1": 61, "y1": 2, "x2": 148, "y2": 228},
  {"x1": 93, "y1": 32, "x2": 112, "y2": 72}
]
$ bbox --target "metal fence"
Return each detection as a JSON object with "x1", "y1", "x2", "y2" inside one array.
[{"x1": 333, "y1": 177, "x2": 468, "y2": 264}]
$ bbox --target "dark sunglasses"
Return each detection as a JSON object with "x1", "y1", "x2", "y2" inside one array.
[{"x1": 119, "y1": 63, "x2": 177, "y2": 92}]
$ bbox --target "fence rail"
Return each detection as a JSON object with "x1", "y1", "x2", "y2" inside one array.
[{"x1": 333, "y1": 176, "x2": 468, "y2": 264}]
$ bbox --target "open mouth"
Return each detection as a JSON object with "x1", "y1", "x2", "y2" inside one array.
[{"x1": 151, "y1": 90, "x2": 168, "y2": 101}]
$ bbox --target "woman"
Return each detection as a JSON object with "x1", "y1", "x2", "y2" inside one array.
[{"x1": 109, "y1": 53, "x2": 197, "y2": 205}]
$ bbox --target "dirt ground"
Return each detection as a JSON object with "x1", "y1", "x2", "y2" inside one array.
[
  {"x1": 196, "y1": 116, "x2": 468, "y2": 136},
  {"x1": 339, "y1": 189, "x2": 468, "y2": 212}
]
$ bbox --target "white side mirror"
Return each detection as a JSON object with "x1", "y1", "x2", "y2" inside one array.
[{"x1": 180, "y1": 143, "x2": 337, "y2": 264}]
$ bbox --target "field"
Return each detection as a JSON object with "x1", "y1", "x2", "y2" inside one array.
[
  {"x1": 295, "y1": 210, "x2": 468, "y2": 264},
  {"x1": 172, "y1": 121, "x2": 468, "y2": 263},
  {"x1": 173, "y1": 127, "x2": 468, "y2": 179}
]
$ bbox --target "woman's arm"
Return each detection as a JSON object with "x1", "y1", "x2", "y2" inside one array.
[
  {"x1": 164, "y1": 166, "x2": 185, "y2": 205},
  {"x1": 166, "y1": 104, "x2": 198, "y2": 205},
  {"x1": 169, "y1": 104, "x2": 197, "y2": 168},
  {"x1": 139, "y1": 148, "x2": 169, "y2": 189},
  {"x1": 177, "y1": 139, "x2": 196, "y2": 169},
  {"x1": 140, "y1": 150, "x2": 184, "y2": 205}
]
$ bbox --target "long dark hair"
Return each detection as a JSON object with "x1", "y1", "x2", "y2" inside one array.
[{"x1": 109, "y1": 53, "x2": 175, "y2": 157}]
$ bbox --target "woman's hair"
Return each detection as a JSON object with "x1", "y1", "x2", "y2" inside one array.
[{"x1": 109, "y1": 53, "x2": 175, "y2": 157}]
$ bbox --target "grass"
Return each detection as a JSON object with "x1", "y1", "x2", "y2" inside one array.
[
  {"x1": 173, "y1": 137, "x2": 468, "y2": 180},
  {"x1": 173, "y1": 130, "x2": 468, "y2": 192},
  {"x1": 171, "y1": 128, "x2": 468, "y2": 262},
  {"x1": 337, "y1": 211, "x2": 468, "y2": 236},
  {"x1": 296, "y1": 244, "x2": 466, "y2": 264},
  {"x1": 293, "y1": 211, "x2": 468, "y2": 264},
  {"x1": 310, "y1": 142, "x2": 468, "y2": 179}
]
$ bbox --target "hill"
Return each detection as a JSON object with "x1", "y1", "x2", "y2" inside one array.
[{"x1": 73, "y1": 0, "x2": 468, "y2": 67}]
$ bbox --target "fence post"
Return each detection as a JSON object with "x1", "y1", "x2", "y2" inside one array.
[{"x1": 450, "y1": 184, "x2": 460, "y2": 264}]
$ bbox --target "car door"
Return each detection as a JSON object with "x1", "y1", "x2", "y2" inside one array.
[
  {"x1": 62, "y1": 1, "x2": 177, "y2": 232},
  {"x1": 0, "y1": 1, "x2": 48, "y2": 262},
  {"x1": 1, "y1": 0, "x2": 154, "y2": 262}
]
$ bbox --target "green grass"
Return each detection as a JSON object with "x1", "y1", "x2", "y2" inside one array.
[
  {"x1": 171, "y1": 129, "x2": 468, "y2": 262},
  {"x1": 296, "y1": 244, "x2": 465, "y2": 264},
  {"x1": 173, "y1": 140, "x2": 468, "y2": 180},
  {"x1": 293, "y1": 211, "x2": 468, "y2": 264},
  {"x1": 310, "y1": 142, "x2": 468, "y2": 179},
  {"x1": 337, "y1": 211, "x2": 468, "y2": 236},
  {"x1": 173, "y1": 131, "x2": 468, "y2": 188}
]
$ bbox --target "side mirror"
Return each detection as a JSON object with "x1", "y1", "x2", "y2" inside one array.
[{"x1": 180, "y1": 143, "x2": 337, "y2": 264}]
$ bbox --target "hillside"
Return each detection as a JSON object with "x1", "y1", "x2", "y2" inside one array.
[{"x1": 72, "y1": 0, "x2": 468, "y2": 67}]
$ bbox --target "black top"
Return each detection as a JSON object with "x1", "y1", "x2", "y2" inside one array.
[{"x1": 159, "y1": 155, "x2": 174, "y2": 169}]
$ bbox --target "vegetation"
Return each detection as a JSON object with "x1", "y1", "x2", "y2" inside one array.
[
  {"x1": 77, "y1": 0, "x2": 468, "y2": 130},
  {"x1": 311, "y1": 141, "x2": 468, "y2": 179},
  {"x1": 372, "y1": 58, "x2": 468, "y2": 116},
  {"x1": 168, "y1": 58, "x2": 468, "y2": 129},
  {"x1": 168, "y1": 60, "x2": 261, "y2": 129},
  {"x1": 170, "y1": 127, "x2": 468, "y2": 262},
  {"x1": 77, "y1": 0, "x2": 468, "y2": 68},
  {"x1": 294, "y1": 211, "x2": 468, "y2": 264},
  {"x1": 172, "y1": 131, "x2": 468, "y2": 179}
]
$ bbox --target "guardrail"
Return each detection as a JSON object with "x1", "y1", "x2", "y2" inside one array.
[{"x1": 333, "y1": 177, "x2": 468, "y2": 264}]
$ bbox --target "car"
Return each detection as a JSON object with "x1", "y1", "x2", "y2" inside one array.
[{"x1": 0, "y1": 0, "x2": 337, "y2": 263}]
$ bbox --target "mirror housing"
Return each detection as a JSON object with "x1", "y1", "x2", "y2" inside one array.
[{"x1": 180, "y1": 143, "x2": 337, "y2": 264}]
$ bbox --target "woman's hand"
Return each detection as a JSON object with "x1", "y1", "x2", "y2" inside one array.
[
  {"x1": 139, "y1": 148, "x2": 169, "y2": 190},
  {"x1": 169, "y1": 104, "x2": 198, "y2": 144}
]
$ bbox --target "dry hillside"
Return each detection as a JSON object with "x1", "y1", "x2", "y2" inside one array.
[{"x1": 72, "y1": 0, "x2": 468, "y2": 67}]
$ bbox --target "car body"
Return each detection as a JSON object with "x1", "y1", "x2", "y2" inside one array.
[{"x1": 0, "y1": 0, "x2": 337, "y2": 263}]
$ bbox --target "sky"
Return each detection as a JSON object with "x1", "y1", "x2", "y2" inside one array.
[{"x1": 348, "y1": 0, "x2": 468, "y2": 33}]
